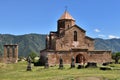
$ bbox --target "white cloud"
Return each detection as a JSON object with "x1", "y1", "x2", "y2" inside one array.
[
  {"x1": 98, "y1": 34, "x2": 106, "y2": 38},
  {"x1": 94, "y1": 29, "x2": 100, "y2": 32},
  {"x1": 108, "y1": 35, "x2": 120, "y2": 39}
]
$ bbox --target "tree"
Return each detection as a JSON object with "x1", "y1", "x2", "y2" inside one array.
[
  {"x1": 0, "y1": 50, "x2": 3, "y2": 57},
  {"x1": 28, "y1": 52, "x2": 38, "y2": 62},
  {"x1": 112, "y1": 52, "x2": 120, "y2": 64}
]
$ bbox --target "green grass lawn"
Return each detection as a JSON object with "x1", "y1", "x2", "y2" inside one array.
[{"x1": 0, "y1": 62, "x2": 120, "y2": 80}]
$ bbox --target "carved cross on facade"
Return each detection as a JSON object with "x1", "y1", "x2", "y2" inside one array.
[{"x1": 72, "y1": 41, "x2": 79, "y2": 48}]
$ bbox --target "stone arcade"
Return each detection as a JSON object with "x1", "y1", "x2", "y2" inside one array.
[
  {"x1": 4, "y1": 44, "x2": 18, "y2": 63},
  {"x1": 40, "y1": 10, "x2": 112, "y2": 66}
]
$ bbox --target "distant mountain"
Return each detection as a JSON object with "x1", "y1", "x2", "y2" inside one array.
[
  {"x1": 0, "y1": 34, "x2": 120, "y2": 57},
  {"x1": 0, "y1": 34, "x2": 46, "y2": 57},
  {"x1": 94, "y1": 38, "x2": 120, "y2": 52}
]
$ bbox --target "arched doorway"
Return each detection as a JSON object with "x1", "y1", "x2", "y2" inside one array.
[{"x1": 76, "y1": 54, "x2": 85, "y2": 65}]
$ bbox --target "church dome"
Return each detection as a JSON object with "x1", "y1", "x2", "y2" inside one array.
[{"x1": 59, "y1": 11, "x2": 75, "y2": 20}]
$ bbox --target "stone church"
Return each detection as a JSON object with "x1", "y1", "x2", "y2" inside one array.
[{"x1": 40, "y1": 10, "x2": 112, "y2": 65}]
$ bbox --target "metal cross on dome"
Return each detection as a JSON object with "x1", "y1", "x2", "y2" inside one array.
[{"x1": 65, "y1": 6, "x2": 68, "y2": 11}]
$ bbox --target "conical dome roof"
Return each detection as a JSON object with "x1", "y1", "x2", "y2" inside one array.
[{"x1": 59, "y1": 11, "x2": 75, "y2": 20}]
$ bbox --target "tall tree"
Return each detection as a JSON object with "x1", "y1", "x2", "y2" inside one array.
[{"x1": 112, "y1": 52, "x2": 120, "y2": 64}]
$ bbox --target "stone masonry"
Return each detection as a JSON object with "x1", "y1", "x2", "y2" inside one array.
[
  {"x1": 40, "y1": 10, "x2": 112, "y2": 66},
  {"x1": 4, "y1": 44, "x2": 18, "y2": 63}
]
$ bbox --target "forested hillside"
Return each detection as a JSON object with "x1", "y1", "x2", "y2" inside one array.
[
  {"x1": 94, "y1": 38, "x2": 120, "y2": 52},
  {"x1": 0, "y1": 34, "x2": 46, "y2": 57},
  {"x1": 0, "y1": 34, "x2": 120, "y2": 57}
]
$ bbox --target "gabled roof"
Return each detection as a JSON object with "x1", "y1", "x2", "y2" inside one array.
[
  {"x1": 65, "y1": 24, "x2": 86, "y2": 33},
  {"x1": 85, "y1": 36, "x2": 94, "y2": 41},
  {"x1": 57, "y1": 25, "x2": 86, "y2": 39},
  {"x1": 49, "y1": 31, "x2": 58, "y2": 36},
  {"x1": 74, "y1": 25, "x2": 86, "y2": 32},
  {"x1": 59, "y1": 11, "x2": 75, "y2": 20}
]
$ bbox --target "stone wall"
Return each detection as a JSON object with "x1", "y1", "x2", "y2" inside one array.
[
  {"x1": 88, "y1": 51, "x2": 112, "y2": 64},
  {"x1": 85, "y1": 36, "x2": 94, "y2": 50},
  {"x1": 40, "y1": 50, "x2": 112, "y2": 66},
  {"x1": 55, "y1": 25, "x2": 93, "y2": 51},
  {"x1": 40, "y1": 50, "x2": 86, "y2": 65},
  {"x1": 64, "y1": 26, "x2": 86, "y2": 49}
]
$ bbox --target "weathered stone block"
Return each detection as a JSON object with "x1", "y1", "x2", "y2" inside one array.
[
  {"x1": 85, "y1": 62, "x2": 97, "y2": 68},
  {"x1": 77, "y1": 64, "x2": 84, "y2": 69}
]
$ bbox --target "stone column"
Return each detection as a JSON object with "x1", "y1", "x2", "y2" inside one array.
[
  {"x1": 9, "y1": 46, "x2": 13, "y2": 62},
  {"x1": 4, "y1": 46, "x2": 7, "y2": 63},
  {"x1": 14, "y1": 45, "x2": 18, "y2": 63},
  {"x1": 46, "y1": 35, "x2": 49, "y2": 49},
  {"x1": 12, "y1": 46, "x2": 15, "y2": 58}
]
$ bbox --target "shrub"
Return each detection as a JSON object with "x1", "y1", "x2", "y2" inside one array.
[{"x1": 28, "y1": 52, "x2": 38, "y2": 62}]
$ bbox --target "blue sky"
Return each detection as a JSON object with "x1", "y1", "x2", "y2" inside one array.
[{"x1": 0, "y1": 0, "x2": 120, "y2": 39}]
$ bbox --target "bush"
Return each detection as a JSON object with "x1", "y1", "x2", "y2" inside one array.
[
  {"x1": 28, "y1": 52, "x2": 38, "y2": 62},
  {"x1": 34, "y1": 60, "x2": 41, "y2": 66},
  {"x1": 112, "y1": 52, "x2": 120, "y2": 64}
]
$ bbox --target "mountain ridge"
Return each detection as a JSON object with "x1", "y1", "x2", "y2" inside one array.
[
  {"x1": 0, "y1": 34, "x2": 120, "y2": 57},
  {"x1": 0, "y1": 33, "x2": 46, "y2": 57},
  {"x1": 94, "y1": 38, "x2": 120, "y2": 52}
]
